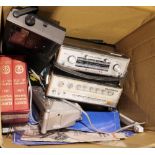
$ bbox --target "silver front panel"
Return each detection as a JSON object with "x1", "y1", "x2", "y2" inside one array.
[
  {"x1": 57, "y1": 45, "x2": 130, "y2": 77},
  {"x1": 46, "y1": 74, "x2": 123, "y2": 108}
]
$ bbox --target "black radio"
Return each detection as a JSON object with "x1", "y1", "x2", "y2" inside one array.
[{"x1": 3, "y1": 7, "x2": 66, "y2": 73}]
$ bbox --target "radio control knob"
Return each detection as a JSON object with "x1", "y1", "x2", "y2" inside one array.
[
  {"x1": 52, "y1": 89, "x2": 56, "y2": 93},
  {"x1": 89, "y1": 87, "x2": 95, "y2": 93},
  {"x1": 107, "y1": 91, "x2": 114, "y2": 96},
  {"x1": 76, "y1": 85, "x2": 82, "y2": 90},
  {"x1": 104, "y1": 58, "x2": 110, "y2": 63},
  {"x1": 68, "y1": 56, "x2": 76, "y2": 64},
  {"x1": 58, "y1": 81, "x2": 64, "y2": 87},
  {"x1": 101, "y1": 89, "x2": 105, "y2": 94},
  {"x1": 83, "y1": 85, "x2": 87, "y2": 91},
  {"x1": 67, "y1": 83, "x2": 73, "y2": 89},
  {"x1": 96, "y1": 88, "x2": 101, "y2": 94},
  {"x1": 84, "y1": 55, "x2": 88, "y2": 58},
  {"x1": 113, "y1": 64, "x2": 121, "y2": 73},
  {"x1": 25, "y1": 14, "x2": 36, "y2": 26}
]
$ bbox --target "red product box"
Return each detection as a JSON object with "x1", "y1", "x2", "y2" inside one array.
[
  {"x1": 12, "y1": 56, "x2": 29, "y2": 112},
  {"x1": 0, "y1": 56, "x2": 13, "y2": 113}
]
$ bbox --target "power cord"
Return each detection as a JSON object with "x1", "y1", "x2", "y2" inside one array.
[{"x1": 61, "y1": 99, "x2": 144, "y2": 134}]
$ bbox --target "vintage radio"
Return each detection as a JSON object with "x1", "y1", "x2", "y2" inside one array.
[
  {"x1": 56, "y1": 43, "x2": 130, "y2": 78},
  {"x1": 46, "y1": 74, "x2": 123, "y2": 108},
  {"x1": 3, "y1": 7, "x2": 66, "y2": 73},
  {"x1": 32, "y1": 86, "x2": 82, "y2": 134}
]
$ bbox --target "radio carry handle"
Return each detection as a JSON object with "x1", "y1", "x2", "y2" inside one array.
[{"x1": 13, "y1": 6, "x2": 38, "y2": 18}]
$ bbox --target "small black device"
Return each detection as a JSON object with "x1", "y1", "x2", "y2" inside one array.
[{"x1": 3, "y1": 7, "x2": 66, "y2": 73}]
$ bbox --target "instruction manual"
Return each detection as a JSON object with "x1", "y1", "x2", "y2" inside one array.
[{"x1": 13, "y1": 124, "x2": 126, "y2": 144}]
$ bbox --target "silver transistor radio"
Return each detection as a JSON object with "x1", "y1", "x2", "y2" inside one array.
[
  {"x1": 32, "y1": 86, "x2": 82, "y2": 134},
  {"x1": 46, "y1": 74, "x2": 123, "y2": 108},
  {"x1": 56, "y1": 44, "x2": 130, "y2": 78}
]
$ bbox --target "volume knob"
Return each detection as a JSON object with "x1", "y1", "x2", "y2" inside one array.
[
  {"x1": 25, "y1": 14, "x2": 36, "y2": 26},
  {"x1": 113, "y1": 64, "x2": 121, "y2": 73},
  {"x1": 68, "y1": 55, "x2": 76, "y2": 64}
]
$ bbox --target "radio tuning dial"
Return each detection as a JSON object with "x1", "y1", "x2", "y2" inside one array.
[
  {"x1": 68, "y1": 55, "x2": 76, "y2": 64},
  {"x1": 113, "y1": 64, "x2": 121, "y2": 73}
]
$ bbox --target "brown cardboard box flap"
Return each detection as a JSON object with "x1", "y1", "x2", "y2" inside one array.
[
  {"x1": 38, "y1": 6, "x2": 155, "y2": 44},
  {"x1": 3, "y1": 6, "x2": 155, "y2": 44},
  {"x1": 116, "y1": 17, "x2": 155, "y2": 129}
]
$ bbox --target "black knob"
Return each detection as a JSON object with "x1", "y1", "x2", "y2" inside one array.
[{"x1": 25, "y1": 14, "x2": 35, "y2": 26}]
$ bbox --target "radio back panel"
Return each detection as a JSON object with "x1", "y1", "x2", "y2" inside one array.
[
  {"x1": 56, "y1": 45, "x2": 130, "y2": 78},
  {"x1": 46, "y1": 74, "x2": 123, "y2": 108}
]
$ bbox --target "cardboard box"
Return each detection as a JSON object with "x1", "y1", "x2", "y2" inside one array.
[
  {"x1": 1, "y1": 6, "x2": 155, "y2": 147},
  {"x1": 0, "y1": 6, "x2": 3, "y2": 147}
]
